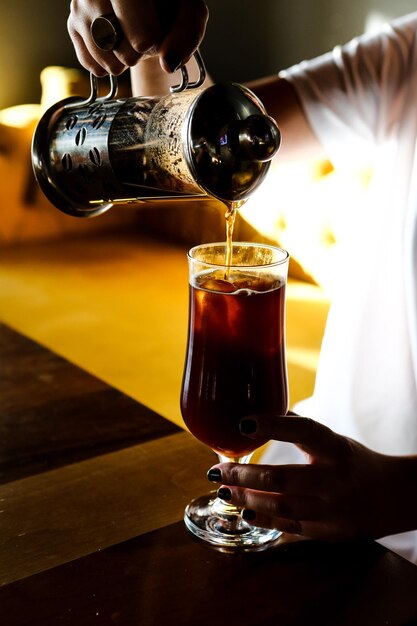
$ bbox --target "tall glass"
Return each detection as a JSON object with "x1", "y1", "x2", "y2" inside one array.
[{"x1": 181, "y1": 242, "x2": 289, "y2": 549}]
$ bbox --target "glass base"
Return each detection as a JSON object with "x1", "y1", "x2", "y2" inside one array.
[{"x1": 184, "y1": 491, "x2": 281, "y2": 551}]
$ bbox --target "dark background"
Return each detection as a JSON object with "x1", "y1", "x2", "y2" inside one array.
[{"x1": 1, "y1": 0, "x2": 415, "y2": 109}]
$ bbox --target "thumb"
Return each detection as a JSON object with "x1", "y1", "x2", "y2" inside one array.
[{"x1": 240, "y1": 413, "x2": 345, "y2": 462}]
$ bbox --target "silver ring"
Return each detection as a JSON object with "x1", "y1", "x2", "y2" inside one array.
[{"x1": 90, "y1": 14, "x2": 122, "y2": 51}]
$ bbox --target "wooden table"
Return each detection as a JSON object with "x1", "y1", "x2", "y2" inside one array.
[{"x1": 1, "y1": 322, "x2": 417, "y2": 626}]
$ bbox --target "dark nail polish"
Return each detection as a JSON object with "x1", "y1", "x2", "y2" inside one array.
[
  {"x1": 217, "y1": 487, "x2": 232, "y2": 501},
  {"x1": 240, "y1": 418, "x2": 257, "y2": 435},
  {"x1": 164, "y1": 52, "x2": 182, "y2": 73},
  {"x1": 207, "y1": 468, "x2": 222, "y2": 482},
  {"x1": 242, "y1": 508, "x2": 257, "y2": 522}
]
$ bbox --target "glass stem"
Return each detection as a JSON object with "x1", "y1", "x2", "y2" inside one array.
[
  {"x1": 217, "y1": 453, "x2": 253, "y2": 465},
  {"x1": 210, "y1": 453, "x2": 253, "y2": 532}
]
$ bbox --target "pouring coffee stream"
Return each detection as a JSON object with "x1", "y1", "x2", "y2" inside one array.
[{"x1": 31, "y1": 47, "x2": 281, "y2": 254}]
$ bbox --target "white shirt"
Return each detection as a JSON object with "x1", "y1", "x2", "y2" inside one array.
[{"x1": 263, "y1": 12, "x2": 417, "y2": 563}]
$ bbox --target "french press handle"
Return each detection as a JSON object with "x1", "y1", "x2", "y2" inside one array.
[
  {"x1": 170, "y1": 48, "x2": 206, "y2": 92},
  {"x1": 65, "y1": 49, "x2": 206, "y2": 112}
]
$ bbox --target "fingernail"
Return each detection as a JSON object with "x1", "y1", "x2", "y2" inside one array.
[
  {"x1": 163, "y1": 52, "x2": 182, "y2": 73},
  {"x1": 207, "y1": 468, "x2": 222, "y2": 482},
  {"x1": 242, "y1": 508, "x2": 257, "y2": 522},
  {"x1": 240, "y1": 418, "x2": 257, "y2": 435},
  {"x1": 217, "y1": 487, "x2": 232, "y2": 501}
]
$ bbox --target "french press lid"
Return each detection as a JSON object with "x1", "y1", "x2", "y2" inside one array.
[{"x1": 187, "y1": 82, "x2": 280, "y2": 202}]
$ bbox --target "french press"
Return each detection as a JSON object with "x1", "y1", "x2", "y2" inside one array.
[{"x1": 31, "y1": 47, "x2": 281, "y2": 217}]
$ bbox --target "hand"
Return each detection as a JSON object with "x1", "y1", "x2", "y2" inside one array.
[
  {"x1": 208, "y1": 413, "x2": 417, "y2": 542},
  {"x1": 68, "y1": 0, "x2": 209, "y2": 76}
]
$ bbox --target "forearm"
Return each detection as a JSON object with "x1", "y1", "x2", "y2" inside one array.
[
  {"x1": 247, "y1": 75, "x2": 326, "y2": 162},
  {"x1": 130, "y1": 55, "x2": 211, "y2": 96},
  {"x1": 131, "y1": 56, "x2": 173, "y2": 96}
]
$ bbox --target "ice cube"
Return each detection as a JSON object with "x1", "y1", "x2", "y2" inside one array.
[{"x1": 200, "y1": 278, "x2": 236, "y2": 293}]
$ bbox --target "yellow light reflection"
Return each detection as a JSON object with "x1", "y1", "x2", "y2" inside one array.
[
  {"x1": 0, "y1": 104, "x2": 41, "y2": 128},
  {"x1": 239, "y1": 158, "x2": 371, "y2": 293}
]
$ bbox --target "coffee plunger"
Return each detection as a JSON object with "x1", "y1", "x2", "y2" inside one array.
[{"x1": 31, "y1": 23, "x2": 280, "y2": 218}]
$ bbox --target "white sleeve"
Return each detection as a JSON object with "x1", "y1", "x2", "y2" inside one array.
[{"x1": 280, "y1": 12, "x2": 417, "y2": 167}]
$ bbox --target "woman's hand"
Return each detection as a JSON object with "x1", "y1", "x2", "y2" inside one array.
[
  {"x1": 67, "y1": 0, "x2": 209, "y2": 76},
  {"x1": 208, "y1": 413, "x2": 417, "y2": 541}
]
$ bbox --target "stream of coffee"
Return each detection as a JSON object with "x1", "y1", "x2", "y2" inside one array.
[{"x1": 224, "y1": 200, "x2": 246, "y2": 278}]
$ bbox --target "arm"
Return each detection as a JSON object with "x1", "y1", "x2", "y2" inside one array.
[{"x1": 208, "y1": 414, "x2": 417, "y2": 541}]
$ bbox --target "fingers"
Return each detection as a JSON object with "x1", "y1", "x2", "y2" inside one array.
[
  {"x1": 242, "y1": 510, "x2": 303, "y2": 535},
  {"x1": 208, "y1": 462, "x2": 340, "y2": 497},
  {"x1": 112, "y1": 0, "x2": 162, "y2": 54},
  {"x1": 68, "y1": 0, "x2": 209, "y2": 77},
  {"x1": 159, "y1": 0, "x2": 209, "y2": 72},
  {"x1": 206, "y1": 450, "x2": 344, "y2": 538},
  {"x1": 240, "y1": 414, "x2": 348, "y2": 461},
  {"x1": 68, "y1": 0, "x2": 132, "y2": 76},
  {"x1": 68, "y1": 0, "x2": 162, "y2": 77},
  {"x1": 69, "y1": 29, "x2": 109, "y2": 77},
  {"x1": 216, "y1": 485, "x2": 324, "y2": 522}
]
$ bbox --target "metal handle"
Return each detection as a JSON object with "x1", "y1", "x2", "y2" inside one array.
[
  {"x1": 64, "y1": 47, "x2": 204, "y2": 110},
  {"x1": 170, "y1": 49, "x2": 207, "y2": 93},
  {"x1": 64, "y1": 73, "x2": 118, "y2": 110}
]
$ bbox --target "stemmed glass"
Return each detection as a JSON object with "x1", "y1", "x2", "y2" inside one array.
[{"x1": 181, "y1": 242, "x2": 289, "y2": 549}]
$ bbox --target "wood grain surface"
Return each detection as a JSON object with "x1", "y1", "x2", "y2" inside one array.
[
  {"x1": 0, "y1": 323, "x2": 181, "y2": 483},
  {"x1": 2, "y1": 521, "x2": 417, "y2": 626}
]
